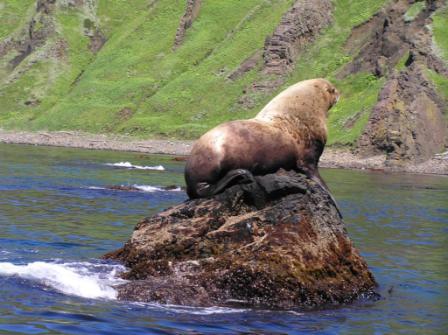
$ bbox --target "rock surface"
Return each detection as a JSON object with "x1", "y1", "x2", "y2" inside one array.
[
  {"x1": 341, "y1": 0, "x2": 448, "y2": 164},
  {"x1": 356, "y1": 64, "x2": 447, "y2": 165},
  {"x1": 173, "y1": 0, "x2": 202, "y2": 50},
  {"x1": 104, "y1": 170, "x2": 376, "y2": 309},
  {"x1": 263, "y1": 0, "x2": 333, "y2": 75}
]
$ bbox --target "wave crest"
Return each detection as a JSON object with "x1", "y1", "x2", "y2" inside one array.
[
  {"x1": 105, "y1": 162, "x2": 165, "y2": 171},
  {"x1": 0, "y1": 261, "x2": 126, "y2": 300}
]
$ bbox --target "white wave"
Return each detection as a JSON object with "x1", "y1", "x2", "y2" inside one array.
[
  {"x1": 162, "y1": 305, "x2": 248, "y2": 315},
  {"x1": 132, "y1": 302, "x2": 248, "y2": 315},
  {"x1": 0, "y1": 261, "x2": 126, "y2": 300},
  {"x1": 85, "y1": 185, "x2": 182, "y2": 192},
  {"x1": 133, "y1": 185, "x2": 182, "y2": 192},
  {"x1": 105, "y1": 162, "x2": 165, "y2": 171}
]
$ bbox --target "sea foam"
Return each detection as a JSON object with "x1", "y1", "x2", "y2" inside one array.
[
  {"x1": 86, "y1": 185, "x2": 182, "y2": 192},
  {"x1": 105, "y1": 162, "x2": 165, "y2": 171},
  {"x1": 0, "y1": 261, "x2": 126, "y2": 300},
  {"x1": 132, "y1": 185, "x2": 182, "y2": 192}
]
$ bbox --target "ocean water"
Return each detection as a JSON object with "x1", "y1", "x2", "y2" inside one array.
[{"x1": 0, "y1": 143, "x2": 447, "y2": 334}]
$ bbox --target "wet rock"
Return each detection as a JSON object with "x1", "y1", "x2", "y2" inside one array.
[{"x1": 104, "y1": 169, "x2": 376, "y2": 309}]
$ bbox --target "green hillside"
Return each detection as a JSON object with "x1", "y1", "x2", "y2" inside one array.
[{"x1": 0, "y1": 0, "x2": 447, "y2": 145}]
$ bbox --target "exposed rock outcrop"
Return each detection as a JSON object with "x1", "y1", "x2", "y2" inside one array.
[
  {"x1": 0, "y1": 0, "x2": 104, "y2": 90},
  {"x1": 357, "y1": 64, "x2": 447, "y2": 164},
  {"x1": 105, "y1": 170, "x2": 376, "y2": 309},
  {"x1": 263, "y1": 0, "x2": 333, "y2": 75},
  {"x1": 173, "y1": 0, "x2": 202, "y2": 50},
  {"x1": 84, "y1": 18, "x2": 106, "y2": 54},
  {"x1": 340, "y1": 0, "x2": 447, "y2": 78},
  {"x1": 342, "y1": 0, "x2": 448, "y2": 164},
  {"x1": 236, "y1": 0, "x2": 333, "y2": 109},
  {"x1": 2, "y1": 0, "x2": 58, "y2": 69}
]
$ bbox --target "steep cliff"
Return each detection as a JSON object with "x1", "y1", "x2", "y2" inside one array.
[{"x1": 341, "y1": 0, "x2": 448, "y2": 164}]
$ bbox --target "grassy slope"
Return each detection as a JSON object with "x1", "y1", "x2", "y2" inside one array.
[
  {"x1": 0, "y1": 0, "x2": 34, "y2": 40},
  {"x1": 0, "y1": 0, "x2": 446, "y2": 144},
  {"x1": 428, "y1": 5, "x2": 448, "y2": 118},
  {"x1": 0, "y1": 1, "x2": 94, "y2": 125}
]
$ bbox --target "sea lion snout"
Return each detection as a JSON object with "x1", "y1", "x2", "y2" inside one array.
[{"x1": 325, "y1": 83, "x2": 340, "y2": 108}]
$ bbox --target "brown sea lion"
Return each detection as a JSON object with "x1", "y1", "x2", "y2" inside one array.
[{"x1": 184, "y1": 78, "x2": 340, "y2": 208}]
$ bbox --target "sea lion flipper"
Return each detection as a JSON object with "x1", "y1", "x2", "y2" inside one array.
[
  {"x1": 213, "y1": 169, "x2": 255, "y2": 195},
  {"x1": 195, "y1": 169, "x2": 255, "y2": 198},
  {"x1": 196, "y1": 182, "x2": 215, "y2": 197}
]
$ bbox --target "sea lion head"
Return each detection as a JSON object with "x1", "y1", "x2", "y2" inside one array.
[
  {"x1": 314, "y1": 78, "x2": 340, "y2": 112},
  {"x1": 256, "y1": 78, "x2": 340, "y2": 123}
]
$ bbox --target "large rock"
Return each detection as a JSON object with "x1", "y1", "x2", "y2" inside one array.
[{"x1": 104, "y1": 170, "x2": 376, "y2": 309}]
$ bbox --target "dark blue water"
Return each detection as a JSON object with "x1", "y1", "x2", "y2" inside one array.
[{"x1": 0, "y1": 143, "x2": 447, "y2": 334}]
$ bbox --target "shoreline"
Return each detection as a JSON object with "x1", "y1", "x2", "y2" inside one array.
[{"x1": 1, "y1": 129, "x2": 447, "y2": 175}]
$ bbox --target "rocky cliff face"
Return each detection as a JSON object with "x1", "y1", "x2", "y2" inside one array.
[
  {"x1": 263, "y1": 0, "x2": 333, "y2": 75},
  {"x1": 105, "y1": 170, "x2": 376, "y2": 309},
  {"x1": 340, "y1": 0, "x2": 448, "y2": 164},
  {"x1": 357, "y1": 64, "x2": 447, "y2": 164}
]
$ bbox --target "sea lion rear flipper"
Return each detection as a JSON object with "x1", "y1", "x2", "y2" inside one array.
[
  {"x1": 213, "y1": 169, "x2": 255, "y2": 195},
  {"x1": 195, "y1": 169, "x2": 255, "y2": 198},
  {"x1": 196, "y1": 182, "x2": 214, "y2": 197}
]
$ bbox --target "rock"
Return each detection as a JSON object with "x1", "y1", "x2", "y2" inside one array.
[
  {"x1": 356, "y1": 64, "x2": 447, "y2": 164},
  {"x1": 104, "y1": 169, "x2": 377, "y2": 309},
  {"x1": 173, "y1": 0, "x2": 202, "y2": 50},
  {"x1": 263, "y1": 0, "x2": 333, "y2": 75},
  {"x1": 339, "y1": 0, "x2": 448, "y2": 79},
  {"x1": 341, "y1": 0, "x2": 448, "y2": 164},
  {"x1": 88, "y1": 29, "x2": 106, "y2": 54}
]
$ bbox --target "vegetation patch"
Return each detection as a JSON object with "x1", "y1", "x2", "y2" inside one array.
[
  {"x1": 432, "y1": 6, "x2": 448, "y2": 62},
  {"x1": 426, "y1": 69, "x2": 448, "y2": 118},
  {"x1": 404, "y1": 1, "x2": 425, "y2": 22}
]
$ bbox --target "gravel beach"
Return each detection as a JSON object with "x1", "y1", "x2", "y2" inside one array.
[{"x1": 1, "y1": 129, "x2": 446, "y2": 175}]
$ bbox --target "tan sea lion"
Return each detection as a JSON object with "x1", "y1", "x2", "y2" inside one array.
[{"x1": 184, "y1": 78, "x2": 340, "y2": 206}]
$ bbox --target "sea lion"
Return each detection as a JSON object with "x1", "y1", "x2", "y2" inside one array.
[{"x1": 184, "y1": 78, "x2": 340, "y2": 208}]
